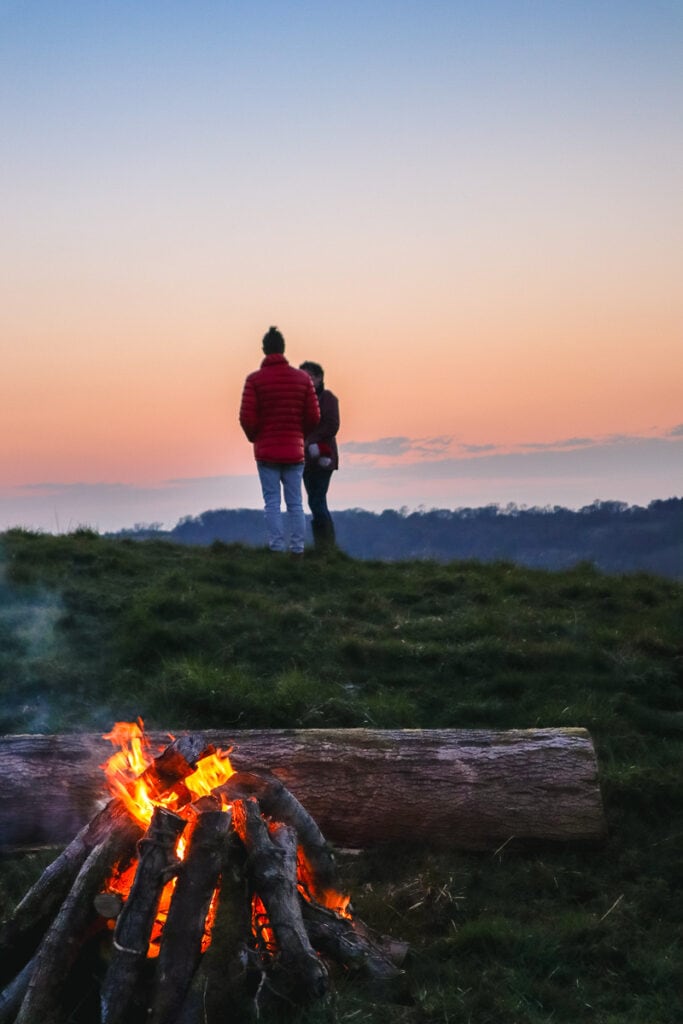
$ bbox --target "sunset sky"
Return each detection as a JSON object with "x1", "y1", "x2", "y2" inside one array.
[{"x1": 1, "y1": 1, "x2": 681, "y2": 532}]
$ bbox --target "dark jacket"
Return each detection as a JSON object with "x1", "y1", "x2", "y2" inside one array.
[
  {"x1": 239, "y1": 354, "x2": 320, "y2": 464},
  {"x1": 304, "y1": 386, "x2": 340, "y2": 470}
]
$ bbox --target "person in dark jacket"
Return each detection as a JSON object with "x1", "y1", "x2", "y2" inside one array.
[
  {"x1": 240, "y1": 328, "x2": 320, "y2": 554},
  {"x1": 299, "y1": 360, "x2": 340, "y2": 549}
]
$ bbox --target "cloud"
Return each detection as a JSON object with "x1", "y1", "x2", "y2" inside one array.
[
  {"x1": 668, "y1": 424, "x2": 683, "y2": 437},
  {"x1": 460, "y1": 443, "x2": 499, "y2": 454},
  {"x1": 342, "y1": 431, "x2": 683, "y2": 483},
  {"x1": 341, "y1": 435, "x2": 455, "y2": 459},
  {"x1": 519, "y1": 437, "x2": 595, "y2": 451},
  {"x1": 341, "y1": 437, "x2": 414, "y2": 456}
]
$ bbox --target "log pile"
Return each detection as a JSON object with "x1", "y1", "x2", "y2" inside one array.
[{"x1": 0, "y1": 731, "x2": 406, "y2": 1024}]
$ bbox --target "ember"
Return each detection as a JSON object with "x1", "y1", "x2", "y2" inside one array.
[{"x1": 0, "y1": 723, "x2": 407, "y2": 1024}]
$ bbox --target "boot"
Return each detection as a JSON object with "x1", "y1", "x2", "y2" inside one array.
[{"x1": 311, "y1": 517, "x2": 336, "y2": 550}]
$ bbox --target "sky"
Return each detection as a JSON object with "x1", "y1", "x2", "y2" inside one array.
[{"x1": 1, "y1": 0, "x2": 681, "y2": 533}]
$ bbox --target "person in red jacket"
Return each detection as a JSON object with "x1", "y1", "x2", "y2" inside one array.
[
  {"x1": 299, "y1": 360, "x2": 340, "y2": 549},
  {"x1": 239, "y1": 327, "x2": 320, "y2": 554}
]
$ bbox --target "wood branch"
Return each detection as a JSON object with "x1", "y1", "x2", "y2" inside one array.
[
  {"x1": 233, "y1": 798, "x2": 329, "y2": 1003},
  {"x1": 300, "y1": 898, "x2": 404, "y2": 986},
  {"x1": 174, "y1": 825, "x2": 252, "y2": 1024},
  {"x1": 0, "y1": 728, "x2": 606, "y2": 852},
  {"x1": 219, "y1": 771, "x2": 342, "y2": 904},
  {"x1": 0, "y1": 798, "x2": 142, "y2": 985},
  {"x1": 137, "y1": 734, "x2": 216, "y2": 799},
  {"x1": 0, "y1": 958, "x2": 33, "y2": 1024},
  {"x1": 175, "y1": 824, "x2": 252, "y2": 1024},
  {"x1": 100, "y1": 807, "x2": 186, "y2": 1024},
  {"x1": 14, "y1": 836, "x2": 119, "y2": 1024},
  {"x1": 147, "y1": 809, "x2": 232, "y2": 1024}
]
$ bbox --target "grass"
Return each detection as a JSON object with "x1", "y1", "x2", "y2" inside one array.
[{"x1": 0, "y1": 529, "x2": 682, "y2": 1022}]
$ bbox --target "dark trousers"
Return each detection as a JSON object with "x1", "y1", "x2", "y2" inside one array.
[{"x1": 303, "y1": 467, "x2": 336, "y2": 545}]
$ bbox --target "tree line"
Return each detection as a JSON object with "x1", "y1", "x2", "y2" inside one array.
[{"x1": 111, "y1": 497, "x2": 683, "y2": 579}]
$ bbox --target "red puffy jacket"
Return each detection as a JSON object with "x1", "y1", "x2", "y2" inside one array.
[{"x1": 239, "y1": 354, "x2": 321, "y2": 464}]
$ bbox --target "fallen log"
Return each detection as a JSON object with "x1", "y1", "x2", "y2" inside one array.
[{"x1": 0, "y1": 728, "x2": 606, "y2": 852}]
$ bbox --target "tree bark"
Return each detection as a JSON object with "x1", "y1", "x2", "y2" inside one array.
[{"x1": 0, "y1": 728, "x2": 606, "y2": 852}]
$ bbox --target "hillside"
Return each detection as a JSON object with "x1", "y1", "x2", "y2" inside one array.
[
  {"x1": 1, "y1": 530, "x2": 682, "y2": 1023},
  {"x1": 113, "y1": 497, "x2": 683, "y2": 579}
]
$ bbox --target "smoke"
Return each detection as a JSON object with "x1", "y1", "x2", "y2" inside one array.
[{"x1": 0, "y1": 559, "x2": 65, "y2": 733}]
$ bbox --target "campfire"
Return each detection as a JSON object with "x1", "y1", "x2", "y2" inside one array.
[{"x1": 0, "y1": 722, "x2": 407, "y2": 1024}]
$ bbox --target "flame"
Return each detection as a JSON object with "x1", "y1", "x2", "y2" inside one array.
[
  {"x1": 99, "y1": 721, "x2": 350, "y2": 964},
  {"x1": 100, "y1": 721, "x2": 234, "y2": 957},
  {"x1": 100, "y1": 720, "x2": 234, "y2": 828},
  {"x1": 185, "y1": 749, "x2": 235, "y2": 803},
  {"x1": 316, "y1": 889, "x2": 352, "y2": 918},
  {"x1": 251, "y1": 893, "x2": 277, "y2": 956},
  {"x1": 297, "y1": 849, "x2": 352, "y2": 919}
]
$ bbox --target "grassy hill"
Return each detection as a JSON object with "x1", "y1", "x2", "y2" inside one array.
[{"x1": 1, "y1": 529, "x2": 682, "y2": 1022}]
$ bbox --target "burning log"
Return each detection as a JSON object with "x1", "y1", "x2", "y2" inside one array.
[
  {"x1": 300, "y1": 898, "x2": 405, "y2": 986},
  {"x1": 174, "y1": 823, "x2": 252, "y2": 1024},
  {"x1": 234, "y1": 797, "x2": 330, "y2": 1004},
  {"x1": 220, "y1": 770, "x2": 342, "y2": 904},
  {"x1": 0, "y1": 727, "x2": 607, "y2": 853},
  {"x1": 148, "y1": 809, "x2": 232, "y2": 1024},
  {"x1": 100, "y1": 807, "x2": 187, "y2": 1024}
]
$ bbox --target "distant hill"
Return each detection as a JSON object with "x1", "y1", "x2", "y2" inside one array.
[{"x1": 111, "y1": 497, "x2": 683, "y2": 579}]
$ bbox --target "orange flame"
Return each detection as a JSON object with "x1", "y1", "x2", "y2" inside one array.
[
  {"x1": 100, "y1": 720, "x2": 234, "y2": 828},
  {"x1": 100, "y1": 721, "x2": 235, "y2": 957},
  {"x1": 251, "y1": 893, "x2": 277, "y2": 956},
  {"x1": 99, "y1": 721, "x2": 350, "y2": 963}
]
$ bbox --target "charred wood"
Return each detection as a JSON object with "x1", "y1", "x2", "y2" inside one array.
[
  {"x1": 0, "y1": 799, "x2": 141, "y2": 986},
  {"x1": 100, "y1": 807, "x2": 186, "y2": 1024},
  {"x1": 234, "y1": 798, "x2": 329, "y2": 1004},
  {"x1": 147, "y1": 809, "x2": 232, "y2": 1024},
  {"x1": 300, "y1": 898, "x2": 405, "y2": 991},
  {"x1": 219, "y1": 771, "x2": 342, "y2": 904},
  {"x1": 175, "y1": 825, "x2": 252, "y2": 1024},
  {"x1": 0, "y1": 958, "x2": 33, "y2": 1024},
  {"x1": 137, "y1": 734, "x2": 216, "y2": 801},
  {"x1": 14, "y1": 836, "x2": 121, "y2": 1024}
]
